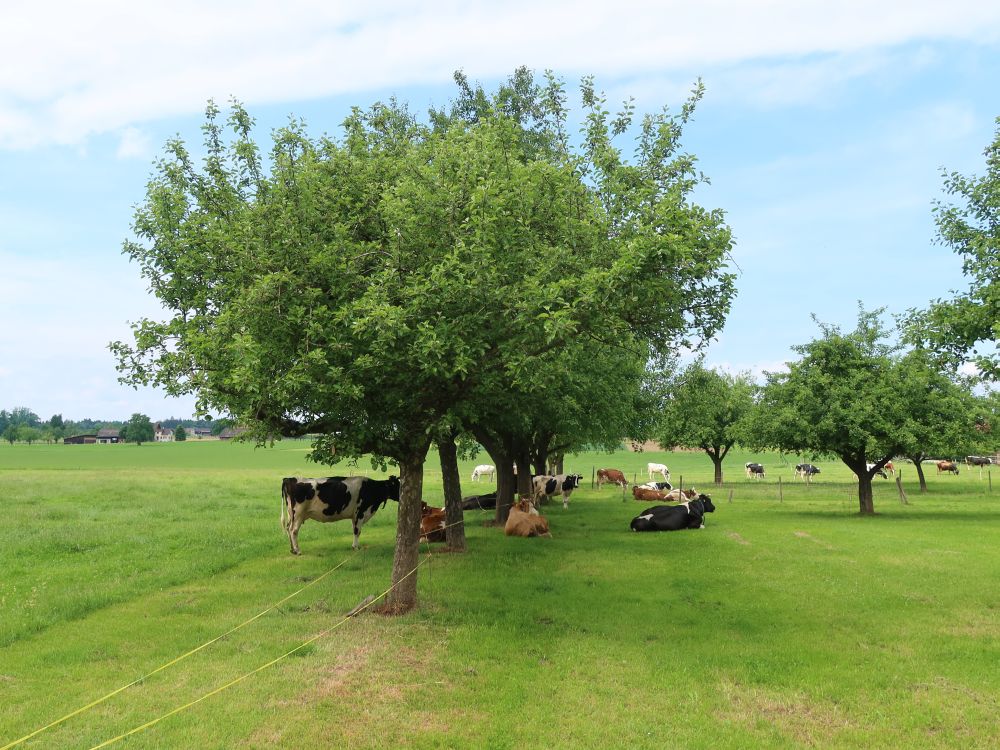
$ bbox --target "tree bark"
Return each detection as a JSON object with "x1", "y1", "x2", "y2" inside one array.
[
  {"x1": 515, "y1": 451, "x2": 533, "y2": 498},
  {"x1": 494, "y1": 454, "x2": 515, "y2": 524},
  {"x1": 909, "y1": 455, "x2": 928, "y2": 493},
  {"x1": 857, "y1": 473, "x2": 875, "y2": 514},
  {"x1": 437, "y1": 435, "x2": 466, "y2": 552},
  {"x1": 385, "y1": 445, "x2": 429, "y2": 614},
  {"x1": 711, "y1": 454, "x2": 724, "y2": 484}
]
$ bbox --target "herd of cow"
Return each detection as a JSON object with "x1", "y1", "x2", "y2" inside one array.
[
  {"x1": 280, "y1": 454, "x2": 994, "y2": 553},
  {"x1": 279, "y1": 461, "x2": 716, "y2": 553}
]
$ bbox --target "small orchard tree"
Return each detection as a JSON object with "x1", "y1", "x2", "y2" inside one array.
[
  {"x1": 3, "y1": 425, "x2": 17, "y2": 445},
  {"x1": 755, "y1": 308, "x2": 911, "y2": 514},
  {"x1": 655, "y1": 361, "x2": 757, "y2": 484},
  {"x1": 895, "y1": 350, "x2": 984, "y2": 491},
  {"x1": 123, "y1": 414, "x2": 154, "y2": 445}
]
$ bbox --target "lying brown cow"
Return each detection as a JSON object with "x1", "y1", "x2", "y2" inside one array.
[
  {"x1": 419, "y1": 502, "x2": 447, "y2": 543},
  {"x1": 597, "y1": 468, "x2": 628, "y2": 489},
  {"x1": 632, "y1": 486, "x2": 697, "y2": 503},
  {"x1": 504, "y1": 499, "x2": 551, "y2": 538}
]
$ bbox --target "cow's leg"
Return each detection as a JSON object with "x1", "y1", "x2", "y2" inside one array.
[
  {"x1": 562, "y1": 492, "x2": 569, "y2": 509},
  {"x1": 352, "y1": 518, "x2": 362, "y2": 550},
  {"x1": 288, "y1": 514, "x2": 303, "y2": 555}
]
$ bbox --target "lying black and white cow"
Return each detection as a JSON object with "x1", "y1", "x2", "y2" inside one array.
[
  {"x1": 461, "y1": 492, "x2": 497, "y2": 511},
  {"x1": 745, "y1": 462, "x2": 765, "y2": 479},
  {"x1": 532, "y1": 473, "x2": 583, "y2": 508},
  {"x1": 638, "y1": 480, "x2": 673, "y2": 491},
  {"x1": 794, "y1": 463, "x2": 821, "y2": 481},
  {"x1": 280, "y1": 475, "x2": 400, "y2": 554},
  {"x1": 630, "y1": 494, "x2": 716, "y2": 531}
]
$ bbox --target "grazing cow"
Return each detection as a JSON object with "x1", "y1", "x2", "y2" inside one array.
[
  {"x1": 533, "y1": 474, "x2": 583, "y2": 508},
  {"x1": 866, "y1": 462, "x2": 888, "y2": 479},
  {"x1": 745, "y1": 462, "x2": 765, "y2": 479},
  {"x1": 461, "y1": 492, "x2": 497, "y2": 511},
  {"x1": 597, "y1": 468, "x2": 628, "y2": 489},
  {"x1": 884, "y1": 461, "x2": 895, "y2": 477},
  {"x1": 937, "y1": 461, "x2": 960, "y2": 475},
  {"x1": 471, "y1": 464, "x2": 496, "y2": 482},
  {"x1": 794, "y1": 463, "x2": 821, "y2": 481},
  {"x1": 630, "y1": 494, "x2": 716, "y2": 531},
  {"x1": 281, "y1": 476, "x2": 400, "y2": 554},
  {"x1": 419, "y1": 502, "x2": 447, "y2": 543},
  {"x1": 638, "y1": 481, "x2": 673, "y2": 491},
  {"x1": 504, "y1": 499, "x2": 551, "y2": 537},
  {"x1": 966, "y1": 456, "x2": 993, "y2": 467},
  {"x1": 647, "y1": 462, "x2": 670, "y2": 481}
]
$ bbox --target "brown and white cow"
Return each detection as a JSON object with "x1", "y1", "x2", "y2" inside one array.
[
  {"x1": 504, "y1": 499, "x2": 551, "y2": 537},
  {"x1": 419, "y1": 502, "x2": 447, "y2": 543},
  {"x1": 596, "y1": 468, "x2": 628, "y2": 489},
  {"x1": 936, "y1": 461, "x2": 960, "y2": 475},
  {"x1": 280, "y1": 475, "x2": 400, "y2": 554}
]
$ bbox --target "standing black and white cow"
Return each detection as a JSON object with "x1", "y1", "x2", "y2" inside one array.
[
  {"x1": 794, "y1": 463, "x2": 821, "y2": 481},
  {"x1": 280, "y1": 475, "x2": 400, "y2": 554},
  {"x1": 866, "y1": 462, "x2": 888, "y2": 479},
  {"x1": 745, "y1": 462, "x2": 765, "y2": 479},
  {"x1": 630, "y1": 494, "x2": 716, "y2": 531},
  {"x1": 532, "y1": 473, "x2": 583, "y2": 508}
]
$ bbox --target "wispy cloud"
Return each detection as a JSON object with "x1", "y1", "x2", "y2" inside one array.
[{"x1": 2, "y1": 1, "x2": 999, "y2": 148}]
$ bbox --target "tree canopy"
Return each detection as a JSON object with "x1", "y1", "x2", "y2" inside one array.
[
  {"x1": 112, "y1": 69, "x2": 736, "y2": 611},
  {"x1": 905, "y1": 118, "x2": 1000, "y2": 379}
]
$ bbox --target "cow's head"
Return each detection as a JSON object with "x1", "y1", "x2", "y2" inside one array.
[
  {"x1": 386, "y1": 475, "x2": 401, "y2": 501},
  {"x1": 697, "y1": 494, "x2": 716, "y2": 513}
]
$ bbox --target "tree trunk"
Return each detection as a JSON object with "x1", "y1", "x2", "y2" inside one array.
[
  {"x1": 494, "y1": 454, "x2": 515, "y2": 525},
  {"x1": 710, "y1": 452, "x2": 724, "y2": 485},
  {"x1": 437, "y1": 435, "x2": 466, "y2": 552},
  {"x1": 515, "y1": 448, "x2": 533, "y2": 498},
  {"x1": 857, "y1": 473, "x2": 875, "y2": 515},
  {"x1": 385, "y1": 446, "x2": 429, "y2": 614},
  {"x1": 910, "y1": 455, "x2": 928, "y2": 493}
]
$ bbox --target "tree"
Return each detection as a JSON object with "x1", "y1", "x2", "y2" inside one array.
[
  {"x1": 18, "y1": 426, "x2": 41, "y2": 445},
  {"x1": 656, "y1": 361, "x2": 757, "y2": 484},
  {"x1": 122, "y1": 414, "x2": 154, "y2": 445},
  {"x1": 48, "y1": 414, "x2": 65, "y2": 443},
  {"x1": 112, "y1": 71, "x2": 735, "y2": 612},
  {"x1": 754, "y1": 308, "x2": 913, "y2": 514},
  {"x1": 895, "y1": 350, "x2": 984, "y2": 491},
  {"x1": 904, "y1": 118, "x2": 999, "y2": 379},
  {"x1": 174, "y1": 425, "x2": 187, "y2": 441},
  {"x1": 3, "y1": 424, "x2": 18, "y2": 444}
]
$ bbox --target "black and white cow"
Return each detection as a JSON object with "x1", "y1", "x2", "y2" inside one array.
[
  {"x1": 794, "y1": 463, "x2": 821, "y2": 481},
  {"x1": 280, "y1": 475, "x2": 400, "y2": 554},
  {"x1": 638, "y1": 480, "x2": 673, "y2": 491},
  {"x1": 745, "y1": 462, "x2": 765, "y2": 479},
  {"x1": 461, "y1": 492, "x2": 497, "y2": 511},
  {"x1": 630, "y1": 494, "x2": 716, "y2": 531},
  {"x1": 866, "y1": 462, "x2": 888, "y2": 479},
  {"x1": 966, "y1": 456, "x2": 994, "y2": 467},
  {"x1": 532, "y1": 473, "x2": 584, "y2": 508}
]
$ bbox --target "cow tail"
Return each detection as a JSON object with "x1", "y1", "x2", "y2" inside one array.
[{"x1": 280, "y1": 479, "x2": 289, "y2": 530}]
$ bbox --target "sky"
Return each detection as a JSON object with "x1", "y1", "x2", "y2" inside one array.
[{"x1": 2, "y1": 1, "x2": 999, "y2": 421}]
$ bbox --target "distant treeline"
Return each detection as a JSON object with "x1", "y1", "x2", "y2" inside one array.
[{"x1": 0, "y1": 407, "x2": 232, "y2": 444}]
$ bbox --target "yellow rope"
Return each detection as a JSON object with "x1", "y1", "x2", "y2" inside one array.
[
  {"x1": 86, "y1": 556, "x2": 431, "y2": 750},
  {"x1": 0, "y1": 557, "x2": 351, "y2": 750}
]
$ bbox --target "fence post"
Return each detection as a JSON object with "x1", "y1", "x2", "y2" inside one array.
[
  {"x1": 778, "y1": 475, "x2": 783, "y2": 503},
  {"x1": 728, "y1": 488, "x2": 733, "y2": 504},
  {"x1": 591, "y1": 466, "x2": 595, "y2": 489},
  {"x1": 895, "y1": 474, "x2": 908, "y2": 504}
]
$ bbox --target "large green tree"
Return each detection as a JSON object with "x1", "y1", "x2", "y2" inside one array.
[
  {"x1": 122, "y1": 414, "x2": 154, "y2": 445},
  {"x1": 112, "y1": 71, "x2": 735, "y2": 612},
  {"x1": 655, "y1": 361, "x2": 757, "y2": 485},
  {"x1": 905, "y1": 118, "x2": 999, "y2": 379}
]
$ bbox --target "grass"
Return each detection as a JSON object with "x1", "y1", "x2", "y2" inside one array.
[{"x1": 0, "y1": 441, "x2": 998, "y2": 749}]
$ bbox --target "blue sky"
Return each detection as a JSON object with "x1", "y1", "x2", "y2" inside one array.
[{"x1": 2, "y1": 1, "x2": 998, "y2": 421}]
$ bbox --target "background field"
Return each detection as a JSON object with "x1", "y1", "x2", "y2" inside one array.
[{"x1": 1, "y1": 441, "x2": 998, "y2": 749}]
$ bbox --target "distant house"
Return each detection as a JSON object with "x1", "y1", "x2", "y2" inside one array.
[
  {"x1": 64, "y1": 434, "x2": 97, "y2": 444},
  {"x1": 154, "y1": 423, "x2": 174, "y2": 442},
  {"x1": 192, "y1": 428, "x2": 213, "y2": 439},
  {"x1": 218, "y1": 427, "x2": 247, "y2": 440},
  {"x1": 96, "y1": 429, "x2": 120, "y2": 444}
]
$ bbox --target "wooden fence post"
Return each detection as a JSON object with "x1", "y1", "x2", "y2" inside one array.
[
  {"x1": 895, "y1": 474, "x2": 908, "y2": 504},
  {"x1": 591, "y1": 466, "x2": 595, "y2": 489},
  {"x1": 778, "y1": 475, "x2": 783, "y2": 503},
  {"x1": 728, "y1": 488, "x2": 733, "y2": 504}
]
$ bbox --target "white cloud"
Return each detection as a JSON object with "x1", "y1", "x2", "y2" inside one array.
[
  {"x1": 115, "y1": 126, "x2": 151, "y2": 159},
  {"x1": 2, "y1": 1, "x2": 999, "y2": 148}
]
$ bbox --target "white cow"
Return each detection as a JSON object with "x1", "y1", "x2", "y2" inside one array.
[
  {"x1": 471, "y1": 464, "x2": 496, "y2": 482},
  {"x1": 647, "y1": 462, "x2": 670, "y2": 481}
]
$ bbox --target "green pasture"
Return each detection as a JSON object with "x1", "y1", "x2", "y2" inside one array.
[{"x1": 0, "y1": 441, "x2": 997, "y2": 749}]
